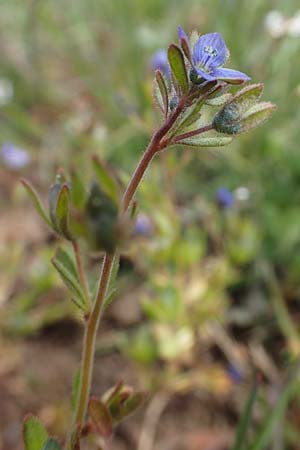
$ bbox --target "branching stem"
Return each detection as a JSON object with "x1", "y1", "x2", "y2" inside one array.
[{"x1": 69, "y1": 93, "x2": 212, "y2": 445}]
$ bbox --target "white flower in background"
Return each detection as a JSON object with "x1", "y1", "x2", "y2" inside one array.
[
  {"x1": 264, "y1": 10, "x2": 286, "y2": 38},
  {"x1": 235, "y1": 186, "x2": 250, "y2": 202},
  {"x1": 287, "y1": 10, "x2": 300, "y2": 37},
  {"x1": 0, "y1": 77, "x2": 13, "y2": 106},
  {"x1": 265, "y1": 9, "x2": 300, "y2": 38},
  {"x1": 92, "y1": 124, "x2": 108, "y2": 142}
]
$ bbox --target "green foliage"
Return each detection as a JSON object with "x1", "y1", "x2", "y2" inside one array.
[
  {"x1": 247, "y1": 375, "x2": 299, "y2": 450},
  {"x1": 92, "y1": 155, "x2": 119, "y2": 205},
  {"x1": 21, "y1": 179, "x2": 52, "y2": 228},
  {"x1": 167, "y1": 44, "x2": 189, "y2": 94},
  {"x1": 41, "y1": 439, "x2": 62, "y2": 450},
  {"x1": 85, "y1": 181, "x2": 119, "y2": 253},
  {"x1": 49, "y1": 183, "x2": 72, "y2": 240},
  {"x1": 232, "y1": 379, "x2": 258, "y2": 450},
  {"x1": 3, "y1": 1, "x2": 300, "y2": 449},
  {"x1": 23, "y1": 415, "x2": 48, "y2": 450},
  {"x1": 51, "y1": 247, "x2": 88, "y2": 312},
  {"x1": 154, "y1": 70, "x2": 169, "y2": 117}
]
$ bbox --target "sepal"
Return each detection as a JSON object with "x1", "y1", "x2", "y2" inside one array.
[
  {"x1": 175, "y1": 135, "x2": 233, "y2": 148},
  {"x1": 167, "y1": 44, "x2": 189, "y2": 94}
]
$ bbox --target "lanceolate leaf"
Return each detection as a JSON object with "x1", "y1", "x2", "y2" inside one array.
[
  {"x1": 103, "y1": 254, "x2": 120, "y2": 309},
  {"x1": 232, "y1": 379, "x2": 258, "y2": 450},
  {"x1": 205, "y1": 93, "x2": 232, "y2": 106},
  {"x1": 153, "y1": 80, "x2": 165, "y2": 115},
  {"x1": 55, "y1": 247, "x2": 78, "y2": 281},
  {"x1": 71, "y1": 169, "x2": 86, "y2": 209},
  {"x1": 239, "y1": 102, "x2": 276, "y2": 133},
  {"x1": 21, "y1": 179, "x2": 52, "y2": 228},
  {"x1": 111, "y1": 391, "x2": 147, "y2": 424},
  {"x1": 155, "y1": 70, "x2": 169, "y2": 117},
  {"x1": 41, "y1": 439, "x2": 62, "y2": 450},
  {"x1": 176, "y1": 135, "x2": 233, "y2": 148},
  {"x1": 92, "y1": 155, "x2": 119, "y2": 205},
  {"x1": 48, "y1": 183, "x2": 61, "y2": 231},
  {"x1": 51, "y1": 252, "x2": 87, "y2": 312},
  {"x1": 167, "y1": 44, "x2": 189, "y2": 94},
  {"x1": 23, "y1": 415, "x2": 48, "y2": 450},
  {"x1": 248, "y1": 373, "x2": 298, "y2": 450},
  {"x1": 55, "y1": 184, "x2": 72, "y2": 240}
]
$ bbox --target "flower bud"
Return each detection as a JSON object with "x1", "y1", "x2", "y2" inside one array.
[
  {"x1": 85, "y1": 181, "x2": 119, "y2": 253},
  {"x1": 212, "y1": 83, "x2": 276, "y2": 135}
]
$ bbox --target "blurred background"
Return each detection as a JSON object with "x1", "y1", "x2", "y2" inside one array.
[{"x1": 1, "y1": 0, "x2": 300, "y2": 449}]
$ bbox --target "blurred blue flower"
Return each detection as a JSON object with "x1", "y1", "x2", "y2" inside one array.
[
  {"x1": 178, "y1": 26, "x2": 250, "y2": 84},
  {"x1": 216, "y1": 187, "x2": 234, "y2": 209},
  {"x1": 1, "y1": 142, "x2": 30, "y2": 170},
  {"x1": 227, "y1": 364, "x2": 244, "y2": 384},
  {"x1": 134, "y1": 214, "x2": 153, "y2": 237},
  {"x1": 151, "y1": 49, "x2": 171, "y2": 78}
]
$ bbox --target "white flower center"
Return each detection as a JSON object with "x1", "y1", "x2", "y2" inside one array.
[{"x1": 204, "y1": 45, "x2": 218, "y2": 57}]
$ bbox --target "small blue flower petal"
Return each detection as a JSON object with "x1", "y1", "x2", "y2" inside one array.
[
  {"x1": 193, "y1": 33, "x2": 227, "y2": 71},
  {"x1": 216, "y1": 187, "x2": 234, "y2": 209},
  {"x1": 193, "y1": 66, "x2": 216, "y2": 81},
  {"x1": 151, "y1": 49, "x2": 171, "y2": 78},
  {"x1": 211, "y1": 67, "x2": 251, "y2": 84},
  {"x1": 178, "y1": 26, "x2": 189, "y2": 42},
  {"x1": 1, "y1": 142, "x2": 30, "y2": 170},
  {"x1": 134, "y1": 214, "x2": 153, "y2": 237}
]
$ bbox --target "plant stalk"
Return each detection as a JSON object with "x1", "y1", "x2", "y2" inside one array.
[
  {"x1": 70, "y1": 93, "x2": 211, "y2": 441},
  {"x1": 72, "y1": 240, "x2": 91, "y2": 312}
]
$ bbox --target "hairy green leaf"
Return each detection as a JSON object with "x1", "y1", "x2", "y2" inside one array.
[
  {"x1": 92, "y1": 155, "x2": 119, "y2": 204},
  {"x1": 51, "y1": 252, "x2": 87, "y2": 312},
  {"x1": 23, "y1": 415, "x2": 48, "y2": 450},
  {"x1": 176, "y1": 135, "x2": 233, "y2": 148},
  {"x1": 155, "y1": 70, "x2": 169, "y2": 116},
  {"x1": 168, "y1": 44, "x2": 188, "y2": 94},
  {"x1": 56, "y1": 184, "x2": 72, "y2": 240},
  {"x1": 71, "y1": 170, "x2": 86, "y2": 209},
  {"x1": 21, "y1": 179, "x2": 52, "y2": 228}
]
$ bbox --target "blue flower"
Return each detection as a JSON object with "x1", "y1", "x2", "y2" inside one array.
[
  {"x1": 134, "y1": 214, "x2": 153, "y2": 237},
  {"x1": 1, "y1": 142, "x2": 30, "y2": 170},
  {"x1": 216, "y1": 187, "x2": 234, "y2": 209},
  {"x1": 151, "y1": 49, "x2": 171, "y2": 78},
  {"x1": 227, "y1": 364, "x2": 244, "y2": 384},
  {"x1": 178, "y1": 26, "x2": 250, "y2": 84}
]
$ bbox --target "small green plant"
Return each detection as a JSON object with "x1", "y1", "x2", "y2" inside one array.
[{"x1": 21, "y1": 27, "x2": 275, "y2": 450}]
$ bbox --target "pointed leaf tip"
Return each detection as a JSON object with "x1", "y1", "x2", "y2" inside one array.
[
  {"x1": 20, "y1": 179, "x2": 52, "y2": 228},
  {"x1": 155, "y1": 70, "x2": 169, "y2": 117},
  {"x1": 167, "y1": 44, "x2": 189, "y2": 94},
  {"x1": 91, "y1": 155, "x2": 119, "y2": 205},
  {"x1": 56, "y1": 184, "x2": 72, "y2": 240}
]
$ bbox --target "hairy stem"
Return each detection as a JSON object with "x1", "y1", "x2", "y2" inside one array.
[
  {"x1": 71, "y1": 93, "x2": 210, "y2": 439},
  {"x1": 72, "y1": 240, "x2": 90, "y2": 312},
  {"x1": 172, "y1": 123, "x2": 214, "y2": 143},
  {"x1": 74, "y1": 253, "x2": 114, "y2": 427}
]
